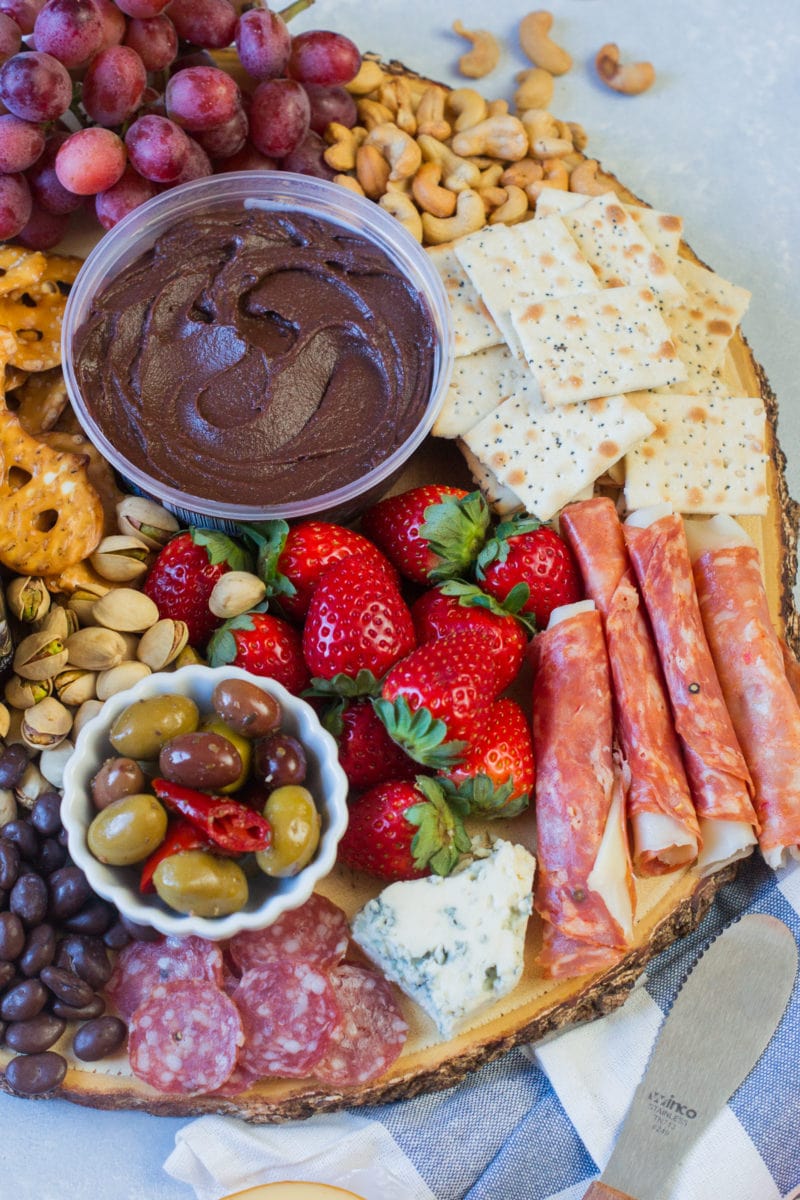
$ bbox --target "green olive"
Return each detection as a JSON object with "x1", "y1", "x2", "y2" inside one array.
[
  {"x1": 109, "y1": 694, "x2": 200, "y2": 760},
  {"x1": 256, "y1": 785, "x2": 321, "y2": 878},
  {"x1": 153, "y1": 850, "x2": 249, "y2": 917},
  {"x1": 87, "y1": 793, "x2": 168, "y2": 866},
  {"x1": 199, "y1": 715, "x2": 251, "y2": 793}
]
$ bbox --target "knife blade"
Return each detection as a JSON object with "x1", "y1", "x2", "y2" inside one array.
[{"x1": 581, "y1": 912, "x2": 798, "y2": 1200}]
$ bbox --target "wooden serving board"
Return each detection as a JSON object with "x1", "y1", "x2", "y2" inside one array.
[{"x1": 2, "y1": 82, "x2": 797, "y2": 1122}]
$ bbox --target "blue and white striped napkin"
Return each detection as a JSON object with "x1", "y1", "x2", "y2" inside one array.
[{"x1": 165, "y1": 855, "x2": 800, "y2": 1200}]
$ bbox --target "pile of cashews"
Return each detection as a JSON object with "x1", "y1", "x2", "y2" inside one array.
[{"x1": 329, "y1": 10, "x2": 654, "y2": 247}]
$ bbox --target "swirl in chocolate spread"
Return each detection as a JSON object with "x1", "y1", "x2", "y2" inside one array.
[{"x1": 73, "y1": 205, "x2": 436, "y2": 506}]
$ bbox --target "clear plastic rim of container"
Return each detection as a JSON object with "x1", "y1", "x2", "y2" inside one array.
[{"x1": 61, "y1": 171, "x2": 455, "y2": 523}]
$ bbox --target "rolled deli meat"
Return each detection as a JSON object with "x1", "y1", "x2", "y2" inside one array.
[
  {"x1": 560, "y1": 497, "x2": 700, "y2": 874},
  {"x1": 686, "y1": 514, "x2": 800, "y2": 869},
  {"x1": 532, "y1": 601, "x2": 635, "y2": 978},
  {"x1": 623, "y1": 506, "x2": 758, "y2": 872}
]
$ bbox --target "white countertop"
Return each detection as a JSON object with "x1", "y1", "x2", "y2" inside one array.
[{"x1": 4, "y1": 3, "x2": 799, "y2": 1198}]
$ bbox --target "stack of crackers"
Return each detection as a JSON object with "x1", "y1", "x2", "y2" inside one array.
[{"x1": 429, "y1": 192, "x2": 767, "y2": 521}]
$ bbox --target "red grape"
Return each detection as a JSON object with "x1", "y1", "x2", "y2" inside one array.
[
  {"x1": 94, "y1": 163, "x2": 156, "y2": 228},
  {"x1": 171, "y1": 135, "x2": 212, "y2": 184},
  {"x1": 124, "y1": 112, "x2": 189, "y2": 182},
  {"x1": 214, "y1": 140, "x2": 276, "y2": 173},
  {"x1": 165, "y1": 64, "x2": 239, "y2": 132},
  {"x1": 281, "y1": 129, "x2": 335, "y2": 179},
  {"x1": 55, "y1": 125, "x2": 125, "y2": 194},
  {"x1": 34, "y1": 0, "x2": 104, "y2": 69},
  {"x1": 0, "y1": 169, "x2": 31, "y2": 237},
  {"x1": 114, "y1": 0, "x2": 168, "y2": 15},
  {"x1": 123, "y1": 14, "x2": 176, "y2": 72},
  {"x1": 94, "y1": 0, "x2": 125, "y2": 48},
  {"x1": 0, "y1": 50, "x2": 72, "y2": 121},
  {"x1": 82, "y1": 44, "x2": 146, "y2": 126},
  {"x1": 287, "y1": 30, "x2": 361, "y2": 87},
  {"x1": 25, "y1": 131, "x2": 83, "y2": 213},
  {"x1": 0, "y1": 12, "x2": 22, "y2": 60},
  {"x1": 0, "y1": 112, "x2": 44, "y2": 171},
  {"x1": 17, "y1": 200, "x2": 69, "y2": 247},
  {"x1": 0, "y1": 0, "x2": 45, "y2": 36},
  {"x1": 234, "y1": 8, "x2": 290, "y2": 81},
  {"x1": 303, "y1": 83, "x2": 357, "y2": 134},
  {"x1": 167, "y1": 0, "x2": 236, "y2": 51},
  {"x1": 249, "y1": 77, "x2": 310, "y2": 159},
  {"x1": 195, "y1": 104, "x2": 246, "y2": 159}
]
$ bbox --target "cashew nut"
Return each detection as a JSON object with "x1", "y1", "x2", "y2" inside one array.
[
  {"x1": 500, "y1": 158, "x2": 544, "y2": 190},
  {"x1": 379, "y1": 191, "x2": 423, "y2": 242},
  {"x1": 487, "y1": 99, "x2": 509, "y2": 117},
  {"x1": 421, "y1": 189, "x2": 486, "y2": 246},
  {"x1": 452, "y1": 18, "x2": 501, "y2": 79},
  {"x1": 447, "y1": 87, "x2": 488, "y2": 133},
  {"x1": 519, "y1": 108, "x2": 573, "y2": 160},
  {"x1": 519, "y1": 11, "x2": 572, "y2": 76},
  {"x1": 415, "y1": 86, "x2": 451, "y2": 141},
  {"x1": 334, "y1": 174, "x2": 365, "y2": 197},
  {"x1": 379, "y1": 77, "x2": 417, "y2": 134},
  {"x1": 323, "y1": 123, "x2": 366, "y2": 172},
  {"x1": 355, "y1": 142, "x2": 390, "y2": 199},
  {"x1": 525, "y1": 156, "x2": 569, "y2": 202},
  {"x1": 417, "y1": 133, "x2": 481, "y2": 192},
  {"x1": 356, "y1": 97, "x2": 395, "y2": 131},
  {"x1": 514, "y1": 67, "x2": 554, "y2": 112},
  {"x1": 364, "y1": 122, "x2": 422, "y2": 181},
  {"x1": 595, "y1": 43, "x2": 655, "y2": 95},
  {"x1": 489, "y1": 184, "x2": 529, "y2": 224},
  {"x1": 412, "y1": 161, "x2": 457, "y2": 218},
  {"x1": 451, "y1": 115, "x2": 529, "y2": 162},
  {"x1": 345, "y1": 59, "x2": 385, "y2": 96},
  {"x1": 567, "y1": 121, "x2": 588, "y2": 151},
  {"x1": 569, "y1": 157, "x2": 617, "y2": 196},
  {"x1": 477, "y1": 162, "x2": 504, "y2": 188},
  {"x1": 477, "y1": 185, "x2": 507, "y2": 213}
]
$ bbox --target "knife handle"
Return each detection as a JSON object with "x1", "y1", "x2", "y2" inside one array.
[{"x1": 582, "y1": 1183, "x2": 636, "y2": 1200}]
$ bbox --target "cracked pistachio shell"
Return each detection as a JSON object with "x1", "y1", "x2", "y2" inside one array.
[
  {"x1": 136, "y1": 619, "x2": 189, "y2": 671},
  {"x1": 36, "y1": 604, "x2": 77, "y2": 640},
  {"x1": 66, "y1": 627, "x2": 127, "y2": 672},
  {"x1": 96, "y1": 661, "x2": 151, "y2": 701},
  {"x1": 67, "y1": 594, "x2": 101, "y2": 627},
  {"x1": 13, "y1": 632, "x2": 69, "y2": 681},
  {"x1": 116, "y1": 496, "x2": 179, "y2": 551},
  {"x1": 6, "y1": 576, "x2": 50, "y2": 623},
  {"x1": 4, "y1": 674, "x2": 53, "y2": 710},
  {"x1": 54, "y1": 668, "x2": 97, "y2": 707},
  {"x1": 91, "y1": 588, "x2": 160, "y2": 634},
  {"x1": 91, "y1": 535, "x2": 152, "y2": 583},
  {"x1": 208, "y1": 571, "x2": 267, "y2": 619},
  {"x1": 21, "y1": 696, "x2": 73, "y2": 750}
]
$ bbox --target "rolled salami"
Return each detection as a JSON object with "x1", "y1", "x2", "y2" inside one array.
[
  {"x1": 686, "y1": 514, "x2": 800, "y2": 869},
  {"x1": 532, "y1": 601, "x2": 635, "y2": 978},
  {"x1": 561, "y1": 497, "x2": 700, "y2": 874},
  {"x1": 623, "y1": 507, "x2": 758, "y2": 872}
]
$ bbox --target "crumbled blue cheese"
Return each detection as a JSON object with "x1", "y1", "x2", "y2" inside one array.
[{"x1": 351, "y1": 840, "x2": 536, "y2": 1038}]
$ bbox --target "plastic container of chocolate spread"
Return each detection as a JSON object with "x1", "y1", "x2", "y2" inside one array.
[{"x1": 62, "y1": 172, "x2": 454, "y2": 528}]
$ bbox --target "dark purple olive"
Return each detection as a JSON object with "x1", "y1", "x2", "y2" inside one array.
[
  {"x1": 90, "y1": 757, "x2": 146, "y2": 811},
  {"x1": 158, "y1": 730, "x2": 242, "y2": 791},
  {"x1": 211, "y1": 678, "x2": 281, "y2": 738},
  {"x1": 253, "y1": 732, "x2": 307, "y2": 788}
]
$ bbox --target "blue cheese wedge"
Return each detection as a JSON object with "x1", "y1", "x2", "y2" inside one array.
[{"x1": 351, "y1": 840, "x2": 536, "y2": 1038}]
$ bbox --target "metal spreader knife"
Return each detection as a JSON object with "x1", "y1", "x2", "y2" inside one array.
[{"x1": 581, "y1": 912, "x2": 798, "y2": 1200}]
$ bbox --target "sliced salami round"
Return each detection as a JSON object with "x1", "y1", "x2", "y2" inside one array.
[
  {"x1": 313, "y1": 964, "x2": 408, "y2": 1087},
  {"x1": 128, "y1": 979, "x2": 242, "y2": 1094},
  {"x1": 106, "y1": 935, "x2": 224, "y2": 1021},
  {"x1": 236, "y1": 960, "x2": 341, "y2": 1078},
  {"x1": 227, "y1": 893, "x2": 350, "y2": 974}
]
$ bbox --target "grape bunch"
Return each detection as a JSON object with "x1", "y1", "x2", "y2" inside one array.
[{"x1": 0, "y1": 0, "x2": 362, "y2": 248}]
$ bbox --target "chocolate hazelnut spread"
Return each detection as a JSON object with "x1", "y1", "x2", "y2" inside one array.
[{"x1": 73, "y1": 204, "x2": 437, "y2": 507}]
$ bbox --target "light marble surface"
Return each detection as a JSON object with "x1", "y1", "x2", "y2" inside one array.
[{"x1": 3, "y1": 3, "x2": 799, "y2": 1198}]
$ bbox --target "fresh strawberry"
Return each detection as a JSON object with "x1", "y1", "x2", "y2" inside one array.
[
  {"x1": 302, "y1": 552, "x2": 416, "y2": 683},
  {"x1": 375, "y1": 631, "x2": 498, "y2": 767},
  {"x1": 337, "y1": 775, "x2": 471, "y2": 881},
  {"x1": 242, "y1": 519, "x2": 392, "y2": 622},
  {"x1": 475, "y1": 516, "x2": 582, "y2": 630},
  {"x1": 440, "y1": 698, "x2": 534, "y2": 818},
  {"x1": 143, "y1": 527, "x2": 250, "y2": 648},
  {"x1": 411, "y1": 581, "x2": 529, "y2": 693},
  {"x1": 361, "y1": 485, "x2": 490, "y2": 586},
  {"x1": 207, "y1": 608, "x2": 309, "y2": 694},
  {"x1": 325, "y1": 697, "x2": 419, "y2": 791}
]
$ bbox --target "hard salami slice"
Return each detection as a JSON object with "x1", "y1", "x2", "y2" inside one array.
[
  {"x1": 313, "y1": 964, "x2": 408, "y2": 1087},
  {"x1": 236, "y1": 960, "x2": 341, "y2": 1078},
  {"x1": 106, "y1": 935, "x2": 224, "y2": 1021},
  {"x1": 227, "y1": 893, "x2": 350, "y2": 974},
  {"x1": 561, "y1": 497, "x2": 700, "y2": 875},
  {"x1": 128, "y1": 980, "x2": 242, "y2": 1094}
]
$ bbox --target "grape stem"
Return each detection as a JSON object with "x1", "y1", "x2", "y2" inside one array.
[{"x1": 278, "y1": 0, "x2": 315, "y2": 22}]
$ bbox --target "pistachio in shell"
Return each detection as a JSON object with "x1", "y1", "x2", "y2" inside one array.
[
  {"x1": 13, "y1": 631, "x2": 69, "y2": 681},
  {"x1": 91, "y1": 588, "x2": 160, "y2": 634},
  {"x1": 0, "y1": 701, "x2": 9, "y2": 740},
  {"x1": 136, "y1": 619, "x2": 189, "y2": 671},
  {"x1": 65, "y1": 627, "x2": 127, "y2": 671},
  {"x1": 5, "y1": 674, "x2": 53, "y2": 710},
  {"x1": 67, "y1": 594, "x2": 101, "y2": 627},
  {"x1": 116, "y1": 496, "x2": 179, "y2": 551},
  {"x1": 0, "y1": 787, "x2": 16, "y2": 826},
  {"x1": 6, "y1": 576, "x2": 50, "y2": 624},
  {"x1": 21, "y1": 696, "x2": 73, "y2": 750},
  {"x1": 208, "y1": 571, "x2": 267, "y2": 619},
  {"x1": 39, "y1": 738, "x2": 74, "y2": 789},
  {"x1": 36, "y1": 604, "x2": 76, "y2": 641},
  {"x1": 91, "y1": 535, "x2": 152, "y2": 584},
  {"x1": 54, "y1": 668, "x2": 97, "y2": 707},
  {"x1": 72, "y1": 699, "x2": 104, "y2": 740},
  {"x1": 96, "y1": 660, "x2": 151, "y2": 701},
  {"x1": 15, "y1": 759, "x2": 52, "y2": 807}
]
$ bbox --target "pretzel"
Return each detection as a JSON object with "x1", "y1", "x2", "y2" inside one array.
[
  {"x1": 41, "y1": 424, "x2": 124, "y2": 536},
  {"x1": 0, "y1": 290, "x2": 64, "y2": 372},
  {"x1": 0, "y1": 247, "x2": 47, "y2": 297},
  {"x1": 12, "y1": 367, "x2": 68, "y2": 434},
  {"x1": 0, "y1": 406, "x2": 104, "y2": 575}
]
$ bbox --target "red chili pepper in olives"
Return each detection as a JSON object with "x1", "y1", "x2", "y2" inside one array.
[
  {"x1": 151, "y1": 779, "x2": 271, "y2": 854},
  {"x1": 138, "y1": 819, "x2": 209, "y2": 894}
]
